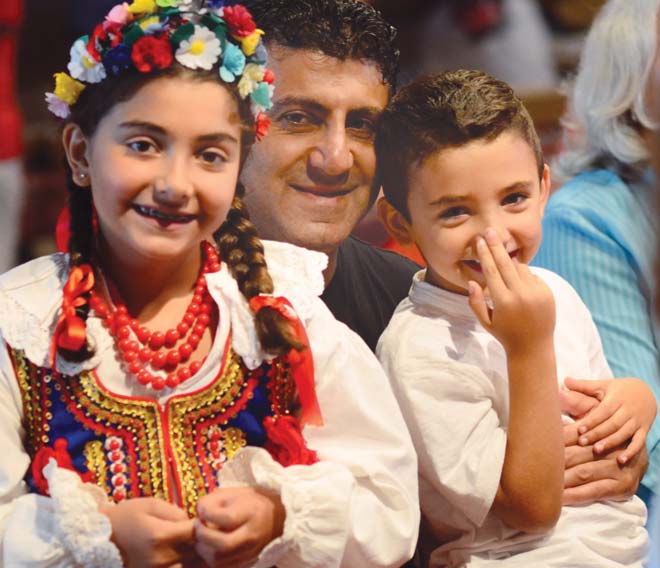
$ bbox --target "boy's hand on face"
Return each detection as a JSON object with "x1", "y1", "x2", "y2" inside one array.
[{"x1": 468, "y1": 228, "x2": 556, "y2": 356}]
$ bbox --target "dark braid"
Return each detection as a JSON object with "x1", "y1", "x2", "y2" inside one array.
[
  {"x1": 215, "y1": 183, "x2": 303, "y2": 356},
  {"x1": 57, "y1": 166, "x2": 97, "y2": 362}
]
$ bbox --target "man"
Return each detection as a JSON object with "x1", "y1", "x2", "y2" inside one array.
[
  {"x1": 240, "y1": 0, "x2": 419, "y2": 352},
  {"x1": 240, "y1": 0, "x2": 647, "y2": 535}
]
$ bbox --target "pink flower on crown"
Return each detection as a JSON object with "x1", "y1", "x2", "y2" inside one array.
[{"x1": 106, "y1": 3, "x2": 132, "y2": 26}]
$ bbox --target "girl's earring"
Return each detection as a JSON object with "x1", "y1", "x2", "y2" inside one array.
[{"x1": 77, "y1": 172, "x2": 89, "y2": 186}]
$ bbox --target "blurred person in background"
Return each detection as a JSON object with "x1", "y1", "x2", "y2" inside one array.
[
  {"x1": 533, "y1": 0, "x2": 660, "y2": 510},
  {"x1": 0, "y1": 0, "x2": 23, "y2": 272}
]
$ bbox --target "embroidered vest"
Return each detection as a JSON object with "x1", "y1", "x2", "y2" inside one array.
[{"x1": 13, "y1": 342, "x2": 304, "y2": 517}]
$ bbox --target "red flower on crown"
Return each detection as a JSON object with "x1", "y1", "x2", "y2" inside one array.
[
  {"x1": 131, "y1": 34, "x2": 173, "y2": 73},
  {"x1": 223, "y1": 5, "x2": 257, "y2": 38},
  {"x1": 255, "y1": 112, "x2": 270, "y2": 141}
]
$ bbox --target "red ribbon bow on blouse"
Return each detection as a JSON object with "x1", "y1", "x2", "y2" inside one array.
[
  {"x1": 50, "y1": 264, "x2": 95, "y2": 368},
  {"x1": 249, "y1": 295, "x2": 324, "y2": 427}
]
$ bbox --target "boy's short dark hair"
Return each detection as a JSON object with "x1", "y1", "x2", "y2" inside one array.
[
  {"x1": 240, "y1": 0, "x2": 399, "y2": 92},
  {"x1": 376, "y1": 69, "x2": 544, "y2": 220}
]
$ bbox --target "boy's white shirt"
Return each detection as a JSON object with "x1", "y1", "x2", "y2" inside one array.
[
  {"x1": 0, "y1": 240, "x2": 420, "y2": 568},
  {"x1": 378, "y1": 267, "x2": 648, "y2": 567}
]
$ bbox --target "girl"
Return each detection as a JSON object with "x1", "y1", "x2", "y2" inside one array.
[{"x1": 0, "y1": 2, "x2": 419, "y2": 566}]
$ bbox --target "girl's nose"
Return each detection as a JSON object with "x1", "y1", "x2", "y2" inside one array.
[{"x1": 154, "y1": 158, "x2": 193, "y2": 204}]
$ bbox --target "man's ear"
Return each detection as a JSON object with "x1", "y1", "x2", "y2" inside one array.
[
  {"x1": 377, "y1": 196, "x2": 415, "y2": 246},
  {"x1": 539, "y1": 163, "x2": 551, "y2": 214},
  {"x1": 62, "y1": 123, "x2": 91, "y2": 188}
]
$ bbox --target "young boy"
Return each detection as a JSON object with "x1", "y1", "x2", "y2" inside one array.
[{"x1": 375, "y1": 70, "x2": 650, "y2": 566}]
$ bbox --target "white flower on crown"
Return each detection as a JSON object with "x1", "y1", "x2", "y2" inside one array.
[
  {"x1": 175, "y1": 25, "x2": 222, "y2": 70},
  {"x1": 68, "y1": 38, "x2": 107, "y2": 84}
]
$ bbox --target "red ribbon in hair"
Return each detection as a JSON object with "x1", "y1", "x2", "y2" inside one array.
[
  {"x1": 50, "y1": 264, "x2": 95, "y2": 368},
  {"x1": 248, "y1": 295, "x2": 323, "y2": 427}
]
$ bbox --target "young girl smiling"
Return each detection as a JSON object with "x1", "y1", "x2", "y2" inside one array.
[{"x1": 0, "y1": 2, "x2": 418, "y2": 566}]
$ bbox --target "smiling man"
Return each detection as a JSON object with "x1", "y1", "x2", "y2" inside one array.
[{"x1": 241, "y1": 0, "x2": 419, "y2": 351}]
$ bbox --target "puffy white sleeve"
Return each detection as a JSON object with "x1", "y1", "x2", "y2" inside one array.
[
  {"x1": 378, "y1": 318, "x2": 507, "y2": 528},
  {"x1": 219, "y1": 302, "x2": 420, "y2": 568},
  {"x1": 0, "y1": 339, "x2": 121, "y2": 567}
]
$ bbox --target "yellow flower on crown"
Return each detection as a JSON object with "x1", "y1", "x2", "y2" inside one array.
[
  {"x1": 139, "y1": 15, "x2": 160, "y2": 30},
  {"x1": 239, "y1": 29, "x2": 264, "y2": 57},
  {"x1": 128, "y1": 0, "x2": 156, "y2": 16},
  {"x1": 53, "y1": 72, "x2": 86, "y2": 105},
  {"x1": 237, "y1": 63, "x2": 265, "y2": 98}
]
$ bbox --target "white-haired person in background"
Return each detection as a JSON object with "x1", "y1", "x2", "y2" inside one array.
[{"x1": 533, "y1": 0, "x2": 660, "y2": 512}]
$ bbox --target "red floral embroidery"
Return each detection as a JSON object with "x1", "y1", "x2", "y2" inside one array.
[
  {"x1": 263, "y1": 415, "x2": 318, "y2": 467},
  {"x1": 31, "y1": 438, "x2": 94, "y2": 496},
  {"x1": 131, "y1": 34, "x2": 173, "y2": 73},
  {"x1": 223, "y1": 5, "x2": 257, "y2": 38}
]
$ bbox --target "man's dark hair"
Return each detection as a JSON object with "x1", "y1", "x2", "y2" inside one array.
[
  {"x1": 241, "y1": 0, "x2": 399, "y2": 91},
  {"x1": 376, "y1": 69, "x2": 544, "y2": 220}
]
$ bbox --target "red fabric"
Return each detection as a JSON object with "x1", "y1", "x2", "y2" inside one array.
[
  {"x1": 31, "y1": 438, "x2": 94, "y2": 496},
  {"x1": 381, "y1": 236, "x2": 426, "y2": 266},
  {"x1": 0, "y1": 0, "x2": 22, "y2": 24},
  {"x1": 0, "y1": 34, "x2": 22, "y2": 160},
  {"x1": 248, "y1": 295, "x2": 323, "y2": 427},
  {"x1": 50, "y1": 265, "x2": 95, "y2": 367},
  {"x1": 264, "y1": 415, "x2": 318, "y2": 466}
]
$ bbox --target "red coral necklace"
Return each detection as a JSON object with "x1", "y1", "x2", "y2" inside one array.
[{"x1": 90, "y1": 241, "x2": 221, "y2": 390}]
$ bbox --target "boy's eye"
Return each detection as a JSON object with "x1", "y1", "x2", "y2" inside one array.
[
  {"x1": 439, "y1": 206, "x2": 469, "y2": 220},
  {"x1": 127, "y1": 139, "x2": 157, "y2": 154},
  {"x1": 502, "y1": 192, "x2": 528, "y2": 206}
]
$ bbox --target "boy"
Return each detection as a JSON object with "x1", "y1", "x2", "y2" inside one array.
[{"x1": 375, "y1": 70, "x2": 650, "y2": 566}]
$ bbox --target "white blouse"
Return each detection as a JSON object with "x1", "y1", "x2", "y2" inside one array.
[{"x1": 0, "y1": 240, "x2": 419, "y2": 567}]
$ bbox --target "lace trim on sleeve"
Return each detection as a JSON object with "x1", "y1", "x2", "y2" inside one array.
[
  {"x1": 218, "y1": 447, "x2": 353, "y2": 568},
  {"x1": 44, "y1": 459, "x2": 123, "y2": 567}
]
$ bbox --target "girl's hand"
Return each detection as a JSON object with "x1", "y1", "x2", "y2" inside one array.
[
  {"x1": 565, "y1": 377, "x2": 657, "y2": 464},
  {"x1": 468, "y1": 228, "x2": 556, "y2": 356},
  {"x1": 101, "y1": 497, "x2": 196, "y2": 567},
  {"x1": 194, "y1": 486, "x2": 285, "y2": 568}
]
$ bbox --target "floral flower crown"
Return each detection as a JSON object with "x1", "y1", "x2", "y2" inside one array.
[{"x1": 45, "y1": 0, "x2": 273, "y2": 138}]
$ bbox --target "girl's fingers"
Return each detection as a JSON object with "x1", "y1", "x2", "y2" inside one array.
[
  {"x1": 475, "y1": 236, "x2": 507, "y2": 298},
  {"x1": 577, "y1": 404, "x2": 624, "y2": 445},
  {"x1": 483, "y1": 228, "x2": 520, "y2": 289},
  {"x1": 590, "y1": 417, "x2": 637, "y2": 454},
  {"x1": 194, "y1": 522, "x2": 255, "y2": 566},
  {"x1": 467, "y1": 280, "x2": 492, "y2": 328},
  {"x1": 618, "y1": 429, "x2": 648, "y2": 465}
]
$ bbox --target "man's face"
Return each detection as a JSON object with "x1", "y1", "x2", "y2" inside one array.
[{"x1": 241, "y1": 45, "x2": 390, "y2": 254}]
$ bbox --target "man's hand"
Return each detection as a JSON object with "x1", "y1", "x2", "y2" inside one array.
[{"x1": 562, "y1": 391, "x2": 648, "y2": 506}]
